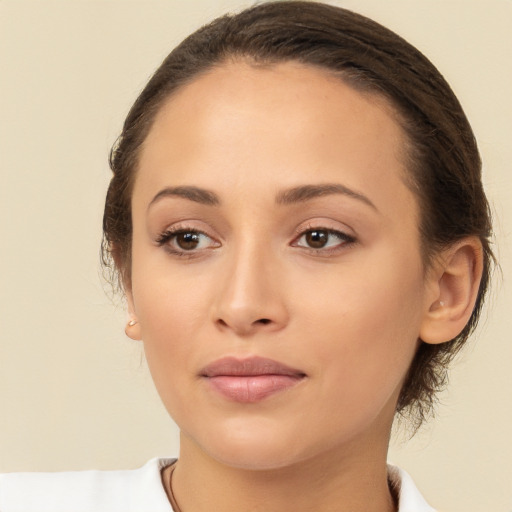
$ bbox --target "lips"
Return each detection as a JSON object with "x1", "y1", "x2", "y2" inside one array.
[{"x1": 200, "y1": 356, "x2": 306, "y2": 403}]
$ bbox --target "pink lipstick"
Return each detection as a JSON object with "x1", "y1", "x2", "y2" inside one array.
[{"x1": 200, "y1": 356, "x2": 306, "y2": 403}]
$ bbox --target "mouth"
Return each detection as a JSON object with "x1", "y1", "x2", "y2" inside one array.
[{"x1": 200, "y1": 356, "x2": 307, "y2": 403}]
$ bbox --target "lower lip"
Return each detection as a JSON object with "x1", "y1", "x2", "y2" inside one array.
[{"x1": 205, "y1": 375, "x2": 303, "y2": 403}]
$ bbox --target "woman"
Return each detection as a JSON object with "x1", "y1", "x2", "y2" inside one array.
[{"x1": 0, "y1": 2, "x2": 494, "y2": 511}]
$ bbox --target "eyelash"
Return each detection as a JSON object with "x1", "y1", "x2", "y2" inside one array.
[{"x1": 155, "y1": 225, "x2": 356, "y2": 257}]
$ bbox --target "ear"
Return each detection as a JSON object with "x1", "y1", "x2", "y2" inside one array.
[{"x1": 420, "y1": 237, "x2": 483, "y2": 345}]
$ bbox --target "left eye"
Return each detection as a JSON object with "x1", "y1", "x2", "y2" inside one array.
[{"x1": 294, "y1": 229, "x2": 353, "y2": 250}]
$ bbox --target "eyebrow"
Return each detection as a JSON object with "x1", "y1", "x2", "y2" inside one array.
[
  {"x1": 275, "y1": 183, "x2": 377, "y2": 210},
  {"x1": 148, "y1": 186, "x2": 220, "y2": 209}
]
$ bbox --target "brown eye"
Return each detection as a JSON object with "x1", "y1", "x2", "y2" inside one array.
[
  {"x1": 305, "y1": 230, "x2": 328, "y2": 248},
  {"x1": 293, "y1": 228, "x2": 355, "y2": 252},
  {"x1": 156, "y1": 228, "x2": 219, "y2": 254},
  {"x1": 175, "y1": 232, "x2": 201, "y2": 250}
]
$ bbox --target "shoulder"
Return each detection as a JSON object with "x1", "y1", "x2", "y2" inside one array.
[
  {"x1": 388, "y1": 464, "x2": 437, "y2": 512},
  {"x1": 0, "y1": 458, "x2": 175, "y2": 512}
]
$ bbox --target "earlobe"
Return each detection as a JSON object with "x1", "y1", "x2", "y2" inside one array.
[
  {"x1": 420, "y1": 237, "x2": 483, "y2": 345},
  {"x1": 125, "y1": 317, "x2": 142, "y2": 340},
  {"x1": 110, "y1": 243, "x2": 142, "y2": 340},
  {"x1": 125, "y1": 288, "x2": 142, "y2": 341}
]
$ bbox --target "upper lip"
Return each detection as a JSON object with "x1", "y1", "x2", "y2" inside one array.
[{"x1": 200, "y1": 356, "x2": 306, "y2": 378}]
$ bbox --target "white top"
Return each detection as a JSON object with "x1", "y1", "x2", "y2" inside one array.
[{"x1": 0, "y1": 458, "x2": 435, "y2": 512}]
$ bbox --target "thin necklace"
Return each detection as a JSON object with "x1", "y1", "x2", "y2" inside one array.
[{"x1": 167, "y1": 462, "x2": 183, "y2": 512}]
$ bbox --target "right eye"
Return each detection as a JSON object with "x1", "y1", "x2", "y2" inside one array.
[{"x1": 156, "y1": 228, "x2": 220, "y2": 254}]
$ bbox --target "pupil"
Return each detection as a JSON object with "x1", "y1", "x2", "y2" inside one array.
[
  {"x1": 306, "y1": 230, "x2": 327, "y2": 248},
  {"x1": 177, "y1": 232, "x2": 199, "y2": 250}
]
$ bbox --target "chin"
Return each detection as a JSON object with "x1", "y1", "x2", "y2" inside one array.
[
  {"x1": 181, "y1": 416, "x2": 312, "y2": 471},
  {"x1": 187, "y1": 418, "x2": 340, "y2": 472},
  {"x1": 206, "y1": 443, "x2": 307, "y2": 472}
]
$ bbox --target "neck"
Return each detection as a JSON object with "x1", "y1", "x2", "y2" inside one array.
[{"x1": 165, "y1": 432, "x2": 397, "y2": 512}]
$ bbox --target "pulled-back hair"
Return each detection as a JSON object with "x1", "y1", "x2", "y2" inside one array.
[{"x1": 102, "y1": 1, "x2": 493, "y2": 427}]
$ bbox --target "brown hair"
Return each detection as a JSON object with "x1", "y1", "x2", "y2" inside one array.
[{"x1": 102, "y1": 1, "x2": 493, "y2": 427}]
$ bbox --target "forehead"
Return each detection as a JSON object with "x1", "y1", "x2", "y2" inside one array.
[
  {"x1": 145, "y1": 60, "x2": 404, "y2": 150},
  {"x1": 136, "y1": 60, "x2": 415, "y2": 218}
]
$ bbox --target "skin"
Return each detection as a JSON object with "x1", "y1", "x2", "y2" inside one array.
[{"x1": 124, "y1": 61, "x2": 482, "y2": 512}]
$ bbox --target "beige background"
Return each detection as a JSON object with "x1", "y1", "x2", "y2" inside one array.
[{"x1": 0, "y1": 1, "x2": 510, "y2": 510}]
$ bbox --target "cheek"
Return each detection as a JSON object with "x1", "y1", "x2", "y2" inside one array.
[
  {"x1": 131, "y1": 242, "x2": 212, "y2": 336},
  {"x1": 294, "y1": 254, "x2": 425, "y2": 404},
  {"x1": 135, "y1": 286, "x2": 207, "y2": 359},
  {"x1": 135, "y1": 289, "x2": 203, "y2": 421},
  {"x1": 129, "y1": 254, "x2": 213, "y2": 395}
]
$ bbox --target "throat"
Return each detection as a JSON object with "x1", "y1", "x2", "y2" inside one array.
[{"x1": 161, "y1": 458, "x2": 397, "y2": 512}]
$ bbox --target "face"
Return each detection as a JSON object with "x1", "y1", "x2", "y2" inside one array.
[{"x1": 127, "y1": 61, "x2": 434, "y2": 470}]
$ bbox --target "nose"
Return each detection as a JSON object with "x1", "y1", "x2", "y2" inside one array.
[{"x1": 212, "y1": 242, "x2": 289, "y2": 336}]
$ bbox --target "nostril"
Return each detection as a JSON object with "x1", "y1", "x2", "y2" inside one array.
[{"x1": 215, "y1": 315, "x2": 279, "y2": 333}]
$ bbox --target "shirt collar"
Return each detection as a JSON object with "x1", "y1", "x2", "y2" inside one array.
[{"x1": 388, "y1": 465, "x2": 436, "y2": 512}]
